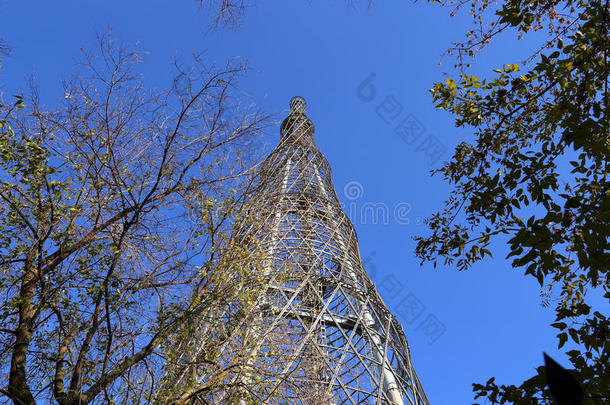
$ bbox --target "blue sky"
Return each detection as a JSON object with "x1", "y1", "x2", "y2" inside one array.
[{"x1": 0, "y1": 1, "x2": 585, "y2": 403}]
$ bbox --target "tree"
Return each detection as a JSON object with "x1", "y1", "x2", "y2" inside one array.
[
  {"x1": 415, "y1": 0, "x2": 609, "y2": 402},
  {"x1": 199, "y1": 0, "x2": 251, "y2": 27},
  {"x1": 0, "y1": 32, "x2": 270, "y2": 404},
  {"x1": 0, "y1": 40, "x2": 8, "y2": 68},
  {"x1": 0, "y1": 4, "x2": 8, "y2": 66}
]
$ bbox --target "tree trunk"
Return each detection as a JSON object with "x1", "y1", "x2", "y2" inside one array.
[{"x1": 8, "y1": 264, "x2": 37, "y2": 405}]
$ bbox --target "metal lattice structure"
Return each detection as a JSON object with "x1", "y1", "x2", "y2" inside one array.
[{"x1": 162, "y1": 97, "x2": 429, "y2": 405}]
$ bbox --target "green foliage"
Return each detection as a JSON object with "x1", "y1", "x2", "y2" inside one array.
[
  {"x1": 0, "y1": 33, "x2": 267, "y2": 404},
  {"x1": 415, "y1": 0, "x2": 609, "y2": 402}
]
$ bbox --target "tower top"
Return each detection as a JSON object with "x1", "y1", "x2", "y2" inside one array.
[
  {"x1": 280, "y1": 96, "x2": 314, "y2": 143},
  {"x1": 289, "y1": 96, "x2": 307, "y2": 114}
]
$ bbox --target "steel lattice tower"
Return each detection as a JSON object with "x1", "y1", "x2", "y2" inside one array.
[{"x1": 162, "y1": 97, "x2": 429, "y2": 405}]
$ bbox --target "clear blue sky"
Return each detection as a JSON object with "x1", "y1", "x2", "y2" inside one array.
[{"x1": 0, "y1": 1, "x2": 582, "y2": 403}]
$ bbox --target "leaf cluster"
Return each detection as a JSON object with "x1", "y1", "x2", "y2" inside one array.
[{"x1": 416, "y1": 0, "x2": 609, "y2": 402}]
